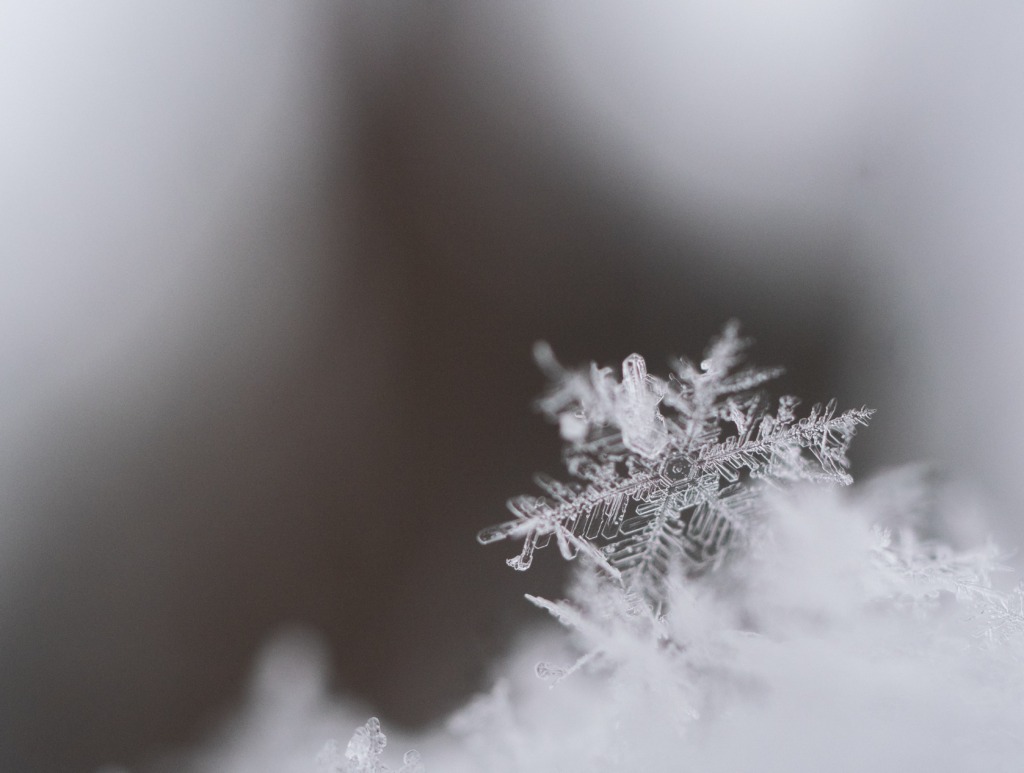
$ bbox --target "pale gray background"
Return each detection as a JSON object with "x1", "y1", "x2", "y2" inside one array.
[{"x1": 2, "y1": 3, "x2": 1023, "y2": 770}]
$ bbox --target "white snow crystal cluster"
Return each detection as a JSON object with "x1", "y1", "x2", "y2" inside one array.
[
  {"x1": 317, "y1": 718, "x2": 422, "y2": 773},
  {"x1": 155, "y1": 327, "x2": 1024, "y2": 773},
  {"x1": 479, "y1": 321, "x2": 872, "y2": 599},
  {"x1": 432, "y1": 480, "x2": 1024, "y2": 772}
]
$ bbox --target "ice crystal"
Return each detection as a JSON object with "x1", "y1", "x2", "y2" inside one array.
[
  {"x1": 478, "y1": 322, "x2": 873, "y2": 599},
  {"x1": 871, "y1": 527, "x2": 1006, "y2": 606},
  {"x1": 525, "y1": 572, "x2": 675, "y2": 690},
  {"x1": 318, "y1": 718, "x2": 423, "y2": 773},
  {"x1": 980, "y1": 584, "x2": 1024, "y2": 645}
]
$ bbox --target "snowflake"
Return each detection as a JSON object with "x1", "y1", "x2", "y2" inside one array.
[
  {"x1": 478, "y1": 322, "x2": 873, "y2": 599},
  {"x1": 871, "y1": 527, "x2": 1006, "y2": 606},
  {"x1": 318, "y1": 718, "x2": 423, "y2": 773},
  {"x1": 980, "y1": 584, "x2": 1024, "y2": 645}
]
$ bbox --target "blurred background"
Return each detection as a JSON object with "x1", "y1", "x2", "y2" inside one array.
[{"x1": 3, "y1": 2, "x2": 1024, "y2": 770}]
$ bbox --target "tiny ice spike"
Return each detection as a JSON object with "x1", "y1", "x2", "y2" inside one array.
[{"x1": 478, "y1": 322, "x2": 873, "y2": 598}]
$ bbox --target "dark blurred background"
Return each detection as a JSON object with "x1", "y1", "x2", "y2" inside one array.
[{"x1": 3, "y1": 3, "x2": 1023, "y2": 771}]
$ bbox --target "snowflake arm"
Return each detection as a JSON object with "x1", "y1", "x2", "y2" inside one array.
[{"x1": 695, "y1": 399, "x2": 874, "y2": 486}]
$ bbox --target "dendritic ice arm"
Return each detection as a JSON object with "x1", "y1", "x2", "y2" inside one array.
[
  {"x1": 478, "y1": 323, "x2": 873, "y2": 600},
  {"x1": 980, "y1": 585, "x2": 1024, "y2": 644},
  {"x1": 694, "y1": 398, "x2": 874, "y2": 486}
]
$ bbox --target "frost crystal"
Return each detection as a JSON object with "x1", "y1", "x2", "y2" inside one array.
[
  {"x1": 318, "y1": 718, "x2": 423, "y2": 773},
  {"x1": 478, "y1": 322, "x2": 873, "y2": 599}
]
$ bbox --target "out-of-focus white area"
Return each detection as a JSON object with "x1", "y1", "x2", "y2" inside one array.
[
  {"x1": 150, "y1": 630, "x2": 370, "y2": 773},
  {"x1": 495, "y1": 1, "x2": 1024, "y2": 544},
  {"x1": 0, "y1": 3, "x2": 365, "y2": 770},
  {"x1": 859, "y1": 5, "x2": 1024, "y2": 542},
  {"x1": 171, "y1": 483, "x2": 1024, "y2": 773},
  {"x1": 5, "y1": 2, "x2": 1024, "y2": 771},
  {"x1": 528, "y1": 1, "x2": 888, "y2": 235},
  {"x1": 0, "y1": 1, "x2": 345, "y2": 561},
  {"x1": 0, "y1": 1, "x2": 327, "y2": 410}
]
